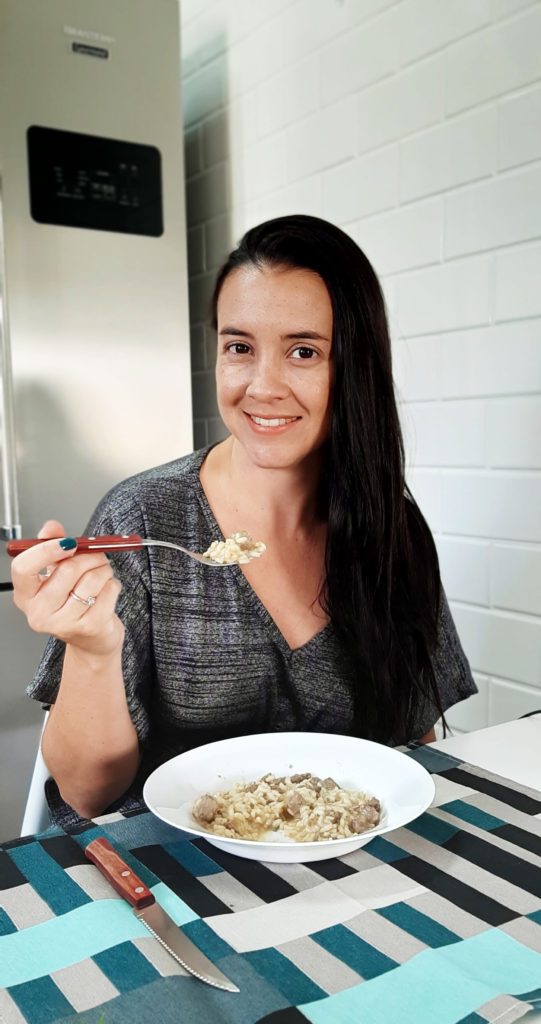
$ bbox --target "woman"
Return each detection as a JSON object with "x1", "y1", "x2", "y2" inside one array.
[{"x1": 12, "y1": 214, "x2": 476, "y2": 830}]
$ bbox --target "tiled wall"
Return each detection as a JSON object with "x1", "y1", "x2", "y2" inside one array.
[{"x1": 180, "y1": 0, "x2": 541, "y2": 732}]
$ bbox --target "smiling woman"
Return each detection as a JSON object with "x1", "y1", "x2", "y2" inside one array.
[
  {"x1": 12, "y1": 214, "x2": 476, "y2": 831},
  {"x1": 214, "y1": 264, "x2": 333, "y2": 472}
]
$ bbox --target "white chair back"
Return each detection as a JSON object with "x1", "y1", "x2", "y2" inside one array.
[{"x1": 20, "y1": 712, "x2": 51, "y2": 836}]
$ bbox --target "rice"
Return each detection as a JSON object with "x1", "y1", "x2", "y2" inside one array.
[
  {"x1": 192, "y1": 771, "x2": 381, "y2": 843},
  {"x1": 203, "y1": 530, "x2": 266, "y2": 564}
]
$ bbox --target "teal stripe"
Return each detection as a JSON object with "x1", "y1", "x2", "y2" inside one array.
[
  {"x1": 8, "y1": 975, "x2": 73, "y2": 1024},
  {"x1": 0, "y1": 908, "x2": 16, "y2": 936},
  {"x1": 377, "y1": 903, "x2": 460, "y2": 947},
  {"x1": 313, "y1": 924, "x2": 397, "y2": 979},
  {"x1": 442, "y1": 799, "x2": 506, "y2": 831},
  {"x1": 517, "y1": 987, "x2": 541, "y2": 1005},
  {"x1": 0, "y1": 883, "x2": 197, "y2": 989},
  {"x1": 300, "y1": 928, "x2": 541, "y2": 1024},
  {"x1": 528, "y1": 909, "x2": 541, "y2": 925},
  {"x1": 94, "y1": 939, "x2": 159, "y2": 991},
  {"x1": 364, "y1": 836, "x2": 407, "y2": 862},
  {"x1": 92, "y1": 811, "x2": 185, "y2": 851},
  {"x1": 8, "y1": 841, "x2": 90, "y2": 915},
  {"x1": 182, "y1": 918, "x2": 236, "y2": 961},
  {"x1": 245, "y1": 948, "x2": 326, "y2": 1004},
  {"x1": 407, "y1": 746, "x2": 459, "y2": 773},
  {"x1": 406, "y1": 813, "x2": 459, "y2": 845}
]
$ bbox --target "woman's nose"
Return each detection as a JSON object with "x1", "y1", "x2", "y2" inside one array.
[{"x1": 245, "y1": 355, "x2": 289, "y2": 399}]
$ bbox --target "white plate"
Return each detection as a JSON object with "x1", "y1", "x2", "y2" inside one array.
[{"x1": 143, "y1": 732, "x2": 435, "y2": 863}]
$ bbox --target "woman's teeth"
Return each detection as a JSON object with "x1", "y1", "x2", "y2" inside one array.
[{"x1": 250, "y1": 415, "x2": 298, "y2": 426}]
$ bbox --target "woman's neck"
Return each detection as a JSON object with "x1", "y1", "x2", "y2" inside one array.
[{"x1": 202, "y1": 436, "x2": 325, "y2": 536}]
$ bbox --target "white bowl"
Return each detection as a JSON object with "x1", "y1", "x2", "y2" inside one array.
[{"x1": 143, "y1": 732, "x2": 435, "y2": 863}]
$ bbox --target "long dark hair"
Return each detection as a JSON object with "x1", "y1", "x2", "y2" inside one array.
[{"x1": 211, "y1": 214, "x2": 445, "y2": 744}]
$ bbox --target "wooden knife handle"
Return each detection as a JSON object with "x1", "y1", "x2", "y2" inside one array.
[
  {"x1": 85, "y1": 837, "x2": 155, "y2": 909},
  {"x1": 7, "y1": 534, "x2": 143, "y2": 557}
]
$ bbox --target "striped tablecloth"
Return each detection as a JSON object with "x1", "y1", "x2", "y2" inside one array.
[{"x1": 0, "y1": 746, "x2": 540, "y2": 1024}]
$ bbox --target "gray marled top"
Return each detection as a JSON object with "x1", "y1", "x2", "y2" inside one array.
[{"x1": 28, "y1": 446, "x2": 477, "y2": 829}]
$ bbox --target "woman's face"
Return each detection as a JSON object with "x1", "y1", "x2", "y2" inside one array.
[{"x1": 215, "y1": 263, "x2": 333, "y2": 470}]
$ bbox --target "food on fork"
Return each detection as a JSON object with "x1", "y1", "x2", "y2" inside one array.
[
  {"x1": 192, "y1": 771, "x2": 381, "y2": 842},
  {"x1": 203, "y1": 530, "x2": 266, "y2": 565}
]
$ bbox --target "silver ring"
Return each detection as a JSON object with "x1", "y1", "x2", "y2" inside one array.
[{"x1": 69, "y1": 589, "x2": 96, "y2": 607}]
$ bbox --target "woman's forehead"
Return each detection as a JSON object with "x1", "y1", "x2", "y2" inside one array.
[{"x1": 217, "y1": 264, "x2": 333, "y2": 329}]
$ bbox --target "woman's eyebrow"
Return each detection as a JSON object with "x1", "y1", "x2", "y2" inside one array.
[
  {"x1": 287, "y1": 331, "x2": 330, "y2": 341},
  {"x1": 218, "y1": 326, "x2": 331, "y2": 342},
  {"x1": 219, "y1": 326, "x2": 252, "y2": 336}
]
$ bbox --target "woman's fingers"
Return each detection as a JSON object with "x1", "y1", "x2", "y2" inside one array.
[
  {"x1": 23, "y1": 557, "x2": 113, "y2": 624},
  {"x1": 11, "y1": 519, "x2": 125, "y2": 655},
  {"x1": 63, "y1": 576, "x2": 124, "y2": 650},
  {"x1": 56, "y1": 574, "x2": 124, "y2": 655},
  {"x1": 36, "y1": 521, "x2": 69, "y2": 580},
  {"x1": 37, "y1": 520, "x2": 67, "y2": 540},
  {"x1": 11, "y1": 536, "x2": 79, "y2": 603}
]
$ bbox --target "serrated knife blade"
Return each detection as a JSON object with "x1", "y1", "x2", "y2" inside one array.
[{"x1": 85, "y1": 837, "x2": 239, "y2": 993}]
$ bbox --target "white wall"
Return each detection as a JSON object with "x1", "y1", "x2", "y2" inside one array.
[{"x1": 180, "y1": 0, "x2": 541, "y2": 732}]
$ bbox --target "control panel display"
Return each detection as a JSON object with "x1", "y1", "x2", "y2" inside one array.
[{"x1": 27, "y1": 126, "x2": 163, "y2": 236}]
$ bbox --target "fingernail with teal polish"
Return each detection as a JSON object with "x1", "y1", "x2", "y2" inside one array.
[{"x1": 59, "y1": 537, "x2": 77, "y2": 550}]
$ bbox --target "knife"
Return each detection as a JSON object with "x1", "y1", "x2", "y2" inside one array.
[{"x1": 85, "y1": 837, "x2": 239, "y2": 993}]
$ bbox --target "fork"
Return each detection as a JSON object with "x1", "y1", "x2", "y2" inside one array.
[{"x1": 6, "y1": 534, "x2": 242, "y2": 567}]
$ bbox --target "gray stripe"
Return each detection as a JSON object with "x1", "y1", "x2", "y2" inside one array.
[
  {"x1": 340, "y1": 846, "x2": 385, "y2": 872},
  {"x1": 467, "y1": 792, "x2": 541, "y2": 836},
  {"x1": 389, "y1": 827, "x2": 539, "y2": 915},
  {"x1": 406, "y1": 890, "x2": 490, "y2": 939},
  {"x1": 345, "y1": 908, "x2": 426, "y2": 963},
  {"x1": 0, "y1": 882, "x2": 54, "y2": 929},
  {"x1": 431, "y1": 806, "x2": 541, "y2": 868},
  {"x1": 333, "y1": 862, "x2": 426, "y2": 908},
  {"x1": 276, "y1": 935, "x2": 362, "y2": 995},
  {"x1": 206, "y1": 881, "x2": 361, "y2": 953},
  {"x1": 431, "y1": 774, "x2": 476, "y2": 807},
  {"x1": 459, "y1": 763, "x2": 541, "y2": 802},
  {"x1": 198, "y1": 870, "x2": 266, "y2": 912},
  {"x1": 65, "y1": 864, "x2": 123, "y2": 902},
  {"x1": 51, "y1": 958, "x2": 119, "y2": 1012},
  {"x1": 476, "y1": 993, "x2": 534, "y2": 1023},
  {"x1": 264, "y1": 861, "x2": 327, "y2": 892},
  {"x1": 0, "y1": 989, "x2": 27, "y2": 1023},
  {"x1": 499, "y1": 916, "x2": 541, "y2": 955},
  {"x1": 132, "y1": 935, "x2": 188, "y2": 976}
]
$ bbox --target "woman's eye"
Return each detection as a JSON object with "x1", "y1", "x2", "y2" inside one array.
[
  {"x1": 226, "y1": 342, "x2": 251, "y2": 355},
  {"x1": 292, "y1": 346, "x2": 317, "y2": 360}
]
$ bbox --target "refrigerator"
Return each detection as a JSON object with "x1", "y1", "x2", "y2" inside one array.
[{"x1": 0, "y1": 0, "x2": 193, "y2": 838}]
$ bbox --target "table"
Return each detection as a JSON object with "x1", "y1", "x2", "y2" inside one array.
[
  {"x1": 433, "y1": 715, "x2": 541, "y2": 1024},
  {"x1": 432, "y1": 714, "x2": 541, "y2": 794},
  {"x1": 1, "y1": 741, "x2": 540, "y2": 1024}
]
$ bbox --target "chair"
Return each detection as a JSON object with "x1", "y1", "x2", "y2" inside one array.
[{"x1": 20, "y1": 712, "x2": 51, "y2": 836}]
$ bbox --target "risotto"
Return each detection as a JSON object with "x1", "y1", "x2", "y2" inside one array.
[
  {"x1": 192, "y1": 771, "x2": 381, "y2": 843},
  {"x1": 203, "y1": 530, "x2": 266, "y2": 564}
]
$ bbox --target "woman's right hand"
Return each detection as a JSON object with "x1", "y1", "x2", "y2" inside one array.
[{"x1": 11, "y1": 519, "x2": 124, "y2": 657}]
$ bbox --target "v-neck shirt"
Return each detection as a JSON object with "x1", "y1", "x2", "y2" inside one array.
[{"x1": 28, "y1": 446, "x2": 476, "y2": 829}]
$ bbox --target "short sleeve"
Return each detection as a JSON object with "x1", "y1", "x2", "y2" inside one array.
[{"x1": 412, "y1": 588, "x2": 477, "y2": 739}]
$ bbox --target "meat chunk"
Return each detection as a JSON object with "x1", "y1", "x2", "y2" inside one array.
[
  {"x1": 348, "y1": 804, "x2": 380, "y2": 833},
  {"x1": 193, "y1": 794, "x2": 219, "y2": 823},
  {"x1": 282, "y1": 791, "x2": 306, "y2": 818}
]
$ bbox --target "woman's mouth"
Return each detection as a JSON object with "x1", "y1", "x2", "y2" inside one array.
[{"x1": 246, "y1": 413, "x2": 300, "y2": 430}]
